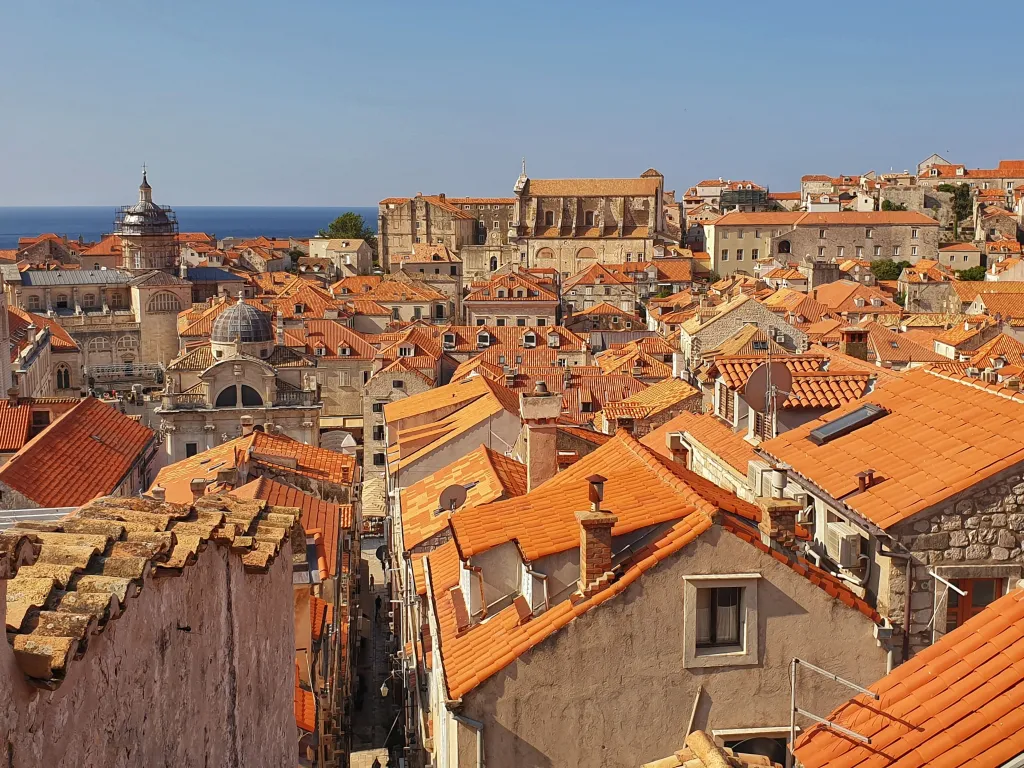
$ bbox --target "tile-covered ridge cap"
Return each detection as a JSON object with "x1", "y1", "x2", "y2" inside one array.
[
  {"x1": 3, "y1": 492, "x2": 300, "y2": 689},
  {"x1": 923, "y1": 365, "x2": 1024, "y2": 403}
]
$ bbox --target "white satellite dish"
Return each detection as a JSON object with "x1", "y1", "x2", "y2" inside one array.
[
  {"x1": 741, "y1": 361, "x2": 792, "y2": 413},
  {"x1": 438, "y1": 484, "x2": 468, "y2": 513}
]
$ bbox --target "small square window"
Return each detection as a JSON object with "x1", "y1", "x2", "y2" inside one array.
[
  {"x1": 392, "y1": 380, "x2": 404, "y2": 389},
  {"x1": 373, "y1": 452, "x2": 386, "y2": 467},
  {"x1": 683, "y1": 575, "x2": 759, "y2": 669},
  {"x1": 185, "y1": 443, "x2": 198, "y2": 458},
  {"x1": 818, "y1": 229, "x2": 826, "y2": 239},
  {"x1": 372, "y1": 425, "x2": 385, "y2": 441},
  {"x1": 736, "y1": 249, "x2": 744, "y2": 261},
  {"x1": 371, "y1": 402, "x2": 384, "y2": 413},
  {"x1": 721, "y1": 250, "x2": 729, "y2": 261}
]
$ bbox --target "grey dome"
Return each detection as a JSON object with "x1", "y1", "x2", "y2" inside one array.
[{"x1": 211, "y1": 300, "x2": 273, "y2": 343}]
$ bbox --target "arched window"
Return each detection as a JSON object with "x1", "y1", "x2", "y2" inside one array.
[
  {"x1": 576, "y1": 246, "x2": 597, "y2": 262},
  {"x1": 241, "y1": 385, "x2": 263, "y2": 406},
  {"x1": 26, "y1": 295, "x2": 40, "y2": 311},
  {"x1": 778, "y1": 240, "x2": 792, "y2": 254},
  {"x1": 87, "y1": 336, "x2": 110, "y2": 352},
  {"x1": 147, "y1": 292, "x2": 183, "y2": 313},
  {"x1": 116, "y1": 336, "x2": 138, "y2": 352},
  {"x1": 536, "y1": 247, "x2": 555, "y2": 264},
  {"x1": 489, "y1": 257, "x2": 498, "y2": 271},
  {"x1": 93, "y1": 263, "x2": 100, "y2": 270},
  {"x1": 544, "y1": 211, "x2": 554, "y2": 226},
  {"x1": 585, "y1": 211, "x2": 595, "y2": 226},
  {"x1": 215, "y1": 386, "x2": 238, "y2": 407},
  {"x1": 55, "y1": 364, "x2": 71, "y2": 390}
]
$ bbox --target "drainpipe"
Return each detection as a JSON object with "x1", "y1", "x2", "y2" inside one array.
[
  {"x1": 453, "y1": 714, "x2": 485, "y2": 768},
  {"x1": 877, "y1": 541, "x2": 913, "y2": 664}
]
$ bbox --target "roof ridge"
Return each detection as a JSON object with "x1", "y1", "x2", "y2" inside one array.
[
  {"x1": 923, "y1": 366, "x2": 1024, "y2": 402},
  {"x1": 615, "y1": 429, "x2": 718, "y2": 520}
]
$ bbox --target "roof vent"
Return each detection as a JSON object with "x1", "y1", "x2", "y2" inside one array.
[{"x1": 808, "y1": 403, "x2": 889, "y2": 446}]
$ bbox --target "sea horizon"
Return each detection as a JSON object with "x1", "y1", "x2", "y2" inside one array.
[{"x1": 0, "y1": 205, "x2": 379, "y2": 250}]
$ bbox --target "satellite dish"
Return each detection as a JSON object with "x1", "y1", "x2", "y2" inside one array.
[
  {"x1": 438, "y1": 484, "x2": 468, "y2": 513},
  {"x1": 741, "y1": 361, "x2": 792, "y2": 413}
]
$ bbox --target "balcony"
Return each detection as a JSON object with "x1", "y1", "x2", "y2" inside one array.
[{"x1": 88, "y1": 362, "x2": 163, "y2": 383}]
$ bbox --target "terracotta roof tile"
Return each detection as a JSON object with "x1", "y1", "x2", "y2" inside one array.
[
  {"x1": 231, "y1": 477, "x2": 352, "y2": 577},
  {"x1": 641, "y1": 411, "x2": 757, "y2": 474},
  {"x1": 309, "y1": 596, "x2": 333, "y2": 642},
  {"x1": 795, "y1": 586, "x2": 1024, "y2": 768},
  {"x1": 0, "y1": 398, "x2": 154, "y2": 507},
  {"x1": 599, "y1": 377, "x2": 698, "y2": 420},
  {"x1": 4, "y1": 493, "x2": 298, "y2": 688},
  {"x1": 295, "y1": 665, "x2": 316, "y2": 733},
  {"x1": 464, "y1": 272, "x2": 558, "y2": 304},
  {"x1": 524, "y1": 177, "x2": 660, "y2": 197},
  {"x1": 153, "y1": 432, "x2": 356, "y2": 504},
  {"x1": 762, "y1": 368, "x2": 1024, "y2": 529}
]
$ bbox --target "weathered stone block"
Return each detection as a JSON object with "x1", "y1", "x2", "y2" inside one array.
[
  {"x1": 940, "y1": 516, "x2": 962, "y2": 531},
  {"x1": 949, "y1": 531, "x2": 969, "y2": 548},
  {"x1": 1009, "y1": 514, "x2": 1024, "y2": 532},
  {"x1": 912, "y1": 532, "x2": 949, "y2": 551},
  {"x1": 991, "y1": 546, "x2": 1011, "y2": 561},
  {"x1": 965, "y1": 516, "x2": 982, "y2": 529},
  {"x1": 942, "y1": 548, "x2": 964, "y2": 561},
  {"x1": 992, "y1": 514, "x2": 1007, "y2": 527},
  {"x1": 912, "y1": 521, "x2": 930, "y2": 533},
  {"x1": 956, "y1": 501, "x2": 973, "y2": 514},
  {"x1": 965, "y1": 543, "x2": 990, "y2": 560},
  {"x1": 997, "y1": 530, "x2": 1016, "y2": 549}
]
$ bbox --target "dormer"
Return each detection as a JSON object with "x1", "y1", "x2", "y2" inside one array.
[
  {"x1": 432, "y1": 253, "x2": 441, "y2": 261},
  {"x1": 854, "y1": 297, "x2": 866, "y2": 308},
  {"x1": 442, "y1": 332, "x2": 456, "y2": 350},
  {"x1": 497, "y1": 288, "x2": 507, "y2": 298},
  {"x1": 930, "y1": 168, "x2": 938, "y2": 177},
  {"x1": 477, "y1": 331, "x2": 490, "y2": 348},
  {"x1": 956, "y1": 167, "x2": 965, "y2": 176},
  {"x1": 870, "y1": 297, "x2": 883, "y2": 307},
  {"x1": 547, "y1": 332, "x2": 560, "y2": 348},
  {"x1": 515, "y1": 289, "x2": 525, "y2": 298},
  {"x1": 314, "y1": 346, "x2": 326, "y2": 357},
  {"x1": 398, "y1": 344, "x2": 414, "y2": 357},
  {"x1": 294, "y1": 303, "x2": 306, "y2": 314},
  {"x1": 522, "y1": 331, "x2": 537, "y2": 349},
  {"x1": 337, "y1": 344, "x2": 351, "y2": 356}
]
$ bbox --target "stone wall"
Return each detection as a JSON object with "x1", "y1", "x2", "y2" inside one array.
[
  {"x1": 885, "y1": 465, "x2": 1024, "y2": 656},
  {"x1": 0, "y1": 542, "x2": 296, "y2": 767},
  {"x1": 771, "y1": 223, "x2": 940, "y2": 265}
]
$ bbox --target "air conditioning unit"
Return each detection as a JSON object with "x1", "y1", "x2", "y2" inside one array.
[{"x1": 825, "y1": 520, "x2": 861, "y2": 568}]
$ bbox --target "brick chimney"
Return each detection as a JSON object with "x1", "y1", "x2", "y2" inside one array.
[
  {"x1": 519, "y1": 381, "x2": 562, "y2": 491},
  {"x1": 839, "y1": 326, "x2": 869, "y2": 360},
  {"x1": 7, "y1": 387, "x2": 19, "y2": 408},
  {"x1": 756, "y1": 468, "x2": 800, "y2": 549},
  {"x1": 577, "y1": 475, "x2": 618, "y2": 595}
]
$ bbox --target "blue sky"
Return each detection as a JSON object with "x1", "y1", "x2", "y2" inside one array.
[{"x1": 2, "y1": 0, "x2": 1023, "y2": 206}]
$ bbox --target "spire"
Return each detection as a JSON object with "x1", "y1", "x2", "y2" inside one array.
[
  {"x1": 139, "y1": 164, "x2": 152, "y2": 204},
  {"x1": 515, "y1": 157, "x2": 529, "y2": 195}
]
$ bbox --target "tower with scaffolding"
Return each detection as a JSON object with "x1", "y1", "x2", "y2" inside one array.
[{"x1": 113, "y1": 170, "x2": 180, "y2": 273}]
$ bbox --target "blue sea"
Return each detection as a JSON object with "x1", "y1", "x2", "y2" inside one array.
[{"x1": 0, "y1": 206, "x2": 379, "y2": 249}]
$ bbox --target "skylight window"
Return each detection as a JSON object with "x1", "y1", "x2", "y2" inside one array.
[{"x1": 808, "y1": 403, "x2": 889, "y2": 446}]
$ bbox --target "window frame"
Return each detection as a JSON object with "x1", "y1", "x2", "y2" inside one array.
[{"x1": 683, "y1": 574, "x2": 760, "y2": 669}]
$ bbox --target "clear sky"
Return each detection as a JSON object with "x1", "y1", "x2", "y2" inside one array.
[{"x1": 2, "y1": 0, "x2": 1023, "y2": 206}]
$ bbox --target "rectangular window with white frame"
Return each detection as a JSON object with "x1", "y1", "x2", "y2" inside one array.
[{"x1": 683, "y1": 574, "x2": 760, "y2": 669}]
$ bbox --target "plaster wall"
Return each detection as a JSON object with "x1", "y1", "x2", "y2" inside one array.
[
  {"x1": 453, "y1": 525, "x2": 887, "y2": 767},
  {"x1": 0, "y1": 543, "x2": 295, "y2": 767}
]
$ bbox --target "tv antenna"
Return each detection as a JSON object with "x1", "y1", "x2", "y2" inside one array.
[{"x1": 741, "y1": 337, "x2": 792, "y2": 436}]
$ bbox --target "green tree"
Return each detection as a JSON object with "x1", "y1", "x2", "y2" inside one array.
[
  {"x1": 319, "y1": 211, "x2": 377, "y2": 249},
  {"x1": 957, "y1": 266, "x2": 987, "y2": 281},
  {"x1": 937, "y1": 183, "x2": 972, "y2": 239},
  {"x1": 286, "y1": 247, "x2": 304, "y2": 273},
  {"x1": 881, "y1": 199, "x2": 907, "y2": 211},
  {"x1": 869, "y1": 259, "x2": 911, "y2": 281}
]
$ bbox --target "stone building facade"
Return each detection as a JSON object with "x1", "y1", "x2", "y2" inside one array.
[
  {"x1": 378, "y1": 194, "x2": 478, "y2": 270},
  {"x1": 882, "y1": 465, "x2": 1024, "y2": 656},
  {"x1": 512, "y1": 168, "x2": 669, "y2": 276}
]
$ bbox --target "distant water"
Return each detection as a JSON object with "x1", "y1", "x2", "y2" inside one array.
[{"x1": 0, "y1": 206, "x2": 379, "y2": 249}]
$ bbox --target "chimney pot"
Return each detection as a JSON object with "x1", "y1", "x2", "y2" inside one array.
[
  {"x1": 240, "y1": 415, "x2": 254, "y2": 435},
  {"x1": 189, "y1": 478, "x2": 207, "y2": 502},
  {"x1": 519, "y1": 387, "x2": 562, "y2": 491},
  {"x1": 6, "y1": 387, "x2": 19, "y2": 408},
  {"x1": 576, "y1": 503, "x2": 618, "y2": 595},
  {"x1": 150, "y1": 485, "x2": 166, "y2": 502},
  {"x1": 857, "y1": 468, "x2": 876, "y2": 493},
  {"x1": 586, "y1": 474, "x2": 607, "y2": 510},
  {"x1": 534, "y1": 380, "x2": 548, "y2": 395},
  {"x1": 756, "y1": 496, "x2": 801, "y2": 549}
]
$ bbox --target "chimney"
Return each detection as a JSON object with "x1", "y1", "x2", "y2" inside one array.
[
  {"x1": 839, "y1": 326, "x2": 869, "y2": 360},
  {"x1": 189, "y1": 478, "x2": 207, "y2": 503},
  {"x1": 562, "y1": 368, "x2": 573, "y2": 389},
  {"x1": 276, "y1": 310, "x2": 284, "y2": 345},
  {"x1": 576, "y1": 475, "x2": 618, "y2": 595},
  {"x1": 505, "y1": 369, "x2": 516, "y2": 388},
  {"x1": 240, "y1": 415, "x2": 254, "y2": 436},
  {"x1": 519, "y1": 381, "x2": 562, "y2": 491},
  {"x1": 856, "y1": 468, "x2": 876, "y2": 493},
  {"x1": 150, "y1": 485, "x2": 166, "y2": 502},
  {"x1": 666, "y1": 433, "x2": 689, "y2": 465},
  {"x1": 7, "y1": 387, "x2": 19, "y2": 408},
  {"x1": 756, "y1": 467, "x2": 800, "y2": 549},
  {"x1": 216, "y1": 468, "x2": 236, "y2": 487},
  {"x1": 25, "y1": 324, "x2": 36, "y2": 345}
]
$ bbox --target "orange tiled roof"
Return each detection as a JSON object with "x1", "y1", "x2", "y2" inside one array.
[
  {"x1": 714, "y1": 355, "x2": 824, "y2": 390},
  {"x1": 783, "y1": 371, "x2": 874, "y2": 409},
  {"x1": 951, "y1": 280, "x2": 1024, "y2": 305},
  {"x1": 762, "y1": 368, "x2": 1024, "y2": 529},
  {"x1": 153, "y1": 432, "x2": 356, "y2": 504},
  {"x1": 0, "y1": 401, "x2": 32, "y2": 452},
  {"x1": 79, "y1": 234, "x2": 122, "y2": 258},
  {"x1": 599, "y1": 378, "x2": 698, "y2": 421},
  {"x1": 295, "y1": 666, "x2": 316, "y2": 733},
  {"x1": 795, "y1": 585, "x2": 1024, "y2": 768},
  {"x1": 970, "y1": 333, "x2": 1024, "y2": 368},
  {"x1": 464, "y1": 272, "x2": 558, "y2": 304},
  {"x1": 0, "y1": 398, "x2": 153, "y2": 508},
  {"x1": 232, "y1": 477, "x2": 353, "y2": 577},
  {"x1": 975, "y1": 292, "x2": 1024, "y2": 321},
  {"x1": 863, "y1": 321, "x2": 948, "y2": 364},
  {"x1": 563, "y1": 262, "x2": 634, "y2": 289},
  {"x1": 400, "y1": 445, "x2": 526, "y2": 587},
  {"x1": 641, "y1": 411, "x2": 757, "y2": 474},
  {"x1": 310, "y1": 596, "x2": 333, "y2": 642},
  {"x1": 3, "y1": 492, "x2": 298, "y2": 688},
  {"x1": 524, "y1": 177, "x2": 660, "y2": 198}
]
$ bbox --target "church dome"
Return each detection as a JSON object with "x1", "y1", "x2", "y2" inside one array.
[
  {"x1": 115, "y1": 171, "x2": 176, "y2": 236},
  {"x1": 211, "y1": 299, "x2": 274, "y2": 344}
]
